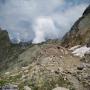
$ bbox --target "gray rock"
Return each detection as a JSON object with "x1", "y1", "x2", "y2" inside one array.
[
  {"x1": 1, "y1": 84, "x2": 18, "y2": 90},
  {"x1": 77, "y1": 65, "x2": 84, "y2": 70},
  {"x1": 52, "y1": 87, "x2": 69, "y2": 90}
]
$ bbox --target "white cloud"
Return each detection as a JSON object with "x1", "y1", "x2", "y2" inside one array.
[
  {"x1": 0, "y1": 0, "x2": 89, "y2": 43},
  {"x1": 71, "y1": 45, "x2": 90, "y2": 57},
  {"x1": 32, "y1": 16, "x2": 59, "y2": 43},
  {"x1": 52, "y1": 4, "x2": 88, "y2": 37}
]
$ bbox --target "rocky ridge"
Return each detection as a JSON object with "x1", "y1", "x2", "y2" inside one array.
[{"x1": 62, "y1": 5, "x2": 90, "y2": 48}]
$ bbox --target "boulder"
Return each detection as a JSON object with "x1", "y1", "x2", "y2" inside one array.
[
  {"x1": 24, "y1": 86, "x2": 31, "y2": 90},
  {"x1": 52, "y1": 87, "x2": 69, "y2": 90}
]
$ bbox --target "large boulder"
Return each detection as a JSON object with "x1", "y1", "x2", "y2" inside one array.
[{"x1": 87, "y1": 39, "x2": 90, "y2": 47}]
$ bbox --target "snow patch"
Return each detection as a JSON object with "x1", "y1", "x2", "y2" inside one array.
[
  {"x1": 69, "y1": 45, "x2": 90, "y2": 57},
  {"x1": 69, "y1": 45, "x2": 81, "y2": 51}
]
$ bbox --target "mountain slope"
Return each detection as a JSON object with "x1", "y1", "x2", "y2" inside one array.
[
  {"x1": 0, "y1": 42, "x2": 83, "y2": 90},
  {"x1": 1, "y1": 41, "x2": 90, "y2": 90},
  {"x1": 0, "y1": 28, "x2": 30, "y2": 71},
  {"x1": 62, "y1": 5, "x2": 90, "y2": 48}
]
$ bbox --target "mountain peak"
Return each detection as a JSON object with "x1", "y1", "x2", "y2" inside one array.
[
  {"x1": 83, "y1": 5, "x2": 90, "y2": 15},
  {"x1": 0, "y1": 28, "x2": 11, "y2": 48},
  {"x1": 62, "y1": 5, "x2": 90, "y2": 48}
]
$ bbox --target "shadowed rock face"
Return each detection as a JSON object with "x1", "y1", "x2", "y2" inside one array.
[
  {"x1": 83, "y1": 5, "x2": 90, "y2": 16},
  {"x1": 0, "y1": 28, "x2": 11, "y2": 62},
  {"x1": 0, "y1": 28, "x2": 11, "y2": 47},
  {"x1": 62, "y1": 5, "x2": 90, "y2": 48}
]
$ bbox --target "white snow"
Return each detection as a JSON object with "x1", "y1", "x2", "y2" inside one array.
[
  {"x1": 69, "y1": 45, "x2": 81, "y2": 51},
  {"x1": 70, "y1": 45, "x2": 90, "y2": 57}
]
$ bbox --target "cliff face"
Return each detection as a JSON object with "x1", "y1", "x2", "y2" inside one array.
[
  {"x1": 62, "y1": 5, "x2": 90, "y2": 48},
  {"x1": 83, "y1": 5, "x2": 90, "y2": 16},
  {"x1": 0, "y1": 28, "x2": 11, "y2": 63},
  {"x1": 0, "y1": 28, "x2": 10, "y2": 47}
]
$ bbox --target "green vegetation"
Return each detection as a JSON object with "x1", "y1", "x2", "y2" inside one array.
[{"x1": 0, "y1": 80, "x2": 8, "y2": 86}]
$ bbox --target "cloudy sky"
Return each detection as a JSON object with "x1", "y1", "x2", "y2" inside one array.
[{"x1": 0, "y1": 0, "x2": 90, "y2": 43}]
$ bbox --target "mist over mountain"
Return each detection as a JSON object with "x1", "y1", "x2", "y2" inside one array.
[
  {"x1": 0, "y1": 2, "x2": 90, "y2": 90},
  {"x1": 0, "y1": 0, "x2": 89, "y2": 43}
]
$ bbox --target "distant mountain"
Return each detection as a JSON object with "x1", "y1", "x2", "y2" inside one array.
[
  {"x1": 0, "y1": 28, "x2": 30, "y2": 71},
  {"x1": 62, "y1": 5, "x2": 90, "y2": 48}
]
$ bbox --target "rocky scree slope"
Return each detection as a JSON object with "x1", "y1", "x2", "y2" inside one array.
[
  {"x1": 0, "y1": 40, "x2": 90, "y2": 90},
  {"x1": 61, "y1": 5, "x2": 90, "y2": 90},
  {"x1": 0, "y1": 40, "x2": 89, "y2": 90},
  {"x1": 0, "y1": 42, "x2": 84, "y2": 90}
]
